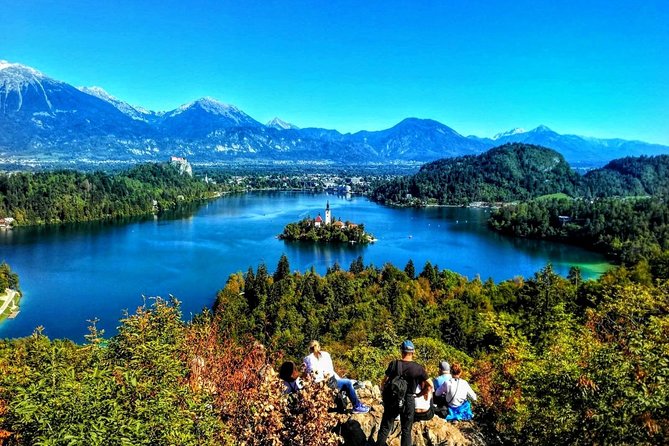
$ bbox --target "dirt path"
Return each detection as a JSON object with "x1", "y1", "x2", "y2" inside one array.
[{"x1": 0, "y1": 289, "x2": 18, "y2": 316}]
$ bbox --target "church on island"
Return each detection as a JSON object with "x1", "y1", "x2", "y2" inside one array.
[
  {"x1": 313, "y1": 201, "x2": 358, "y2": 230},
  {"x1": 278, "y1": 201, "x2": 371, "y2": 244}
]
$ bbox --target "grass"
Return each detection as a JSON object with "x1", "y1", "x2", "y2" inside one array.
[{"x1": 535, "y1": 193, "x2": 572, "y2": 201}]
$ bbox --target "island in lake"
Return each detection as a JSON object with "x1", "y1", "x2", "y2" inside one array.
[{"x1": 278, "y1": 201, "x2": 375, "y2": 244}]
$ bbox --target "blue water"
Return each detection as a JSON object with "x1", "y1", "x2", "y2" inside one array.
[{"x1": 0, "y1": 192, "x2": 608, "y2": 341}]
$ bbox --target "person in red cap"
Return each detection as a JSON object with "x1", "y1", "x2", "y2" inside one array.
[{"x1": 376, "y1": 340, "x2": 431, "y2": 446}]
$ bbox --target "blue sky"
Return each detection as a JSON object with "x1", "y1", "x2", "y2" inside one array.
[{"x1": 2, "y1": 0, "x2": 668, "y2": 143}]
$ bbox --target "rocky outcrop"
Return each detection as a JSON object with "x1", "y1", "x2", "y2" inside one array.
[
  {"x1": 336, "y1": 382, "x2": 477, "y2": 446},
  {"x1": 169, "y1": 156, "x2": 193, "y2": 176}
]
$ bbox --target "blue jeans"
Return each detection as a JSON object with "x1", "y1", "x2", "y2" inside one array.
[{"x1": 336, "y1": 378, "x2": 361, "y2": 407}]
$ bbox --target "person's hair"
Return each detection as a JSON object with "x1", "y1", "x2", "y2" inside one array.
[
  {"x1": 309, "y1": 340, "x2": 320, "y2": 354},
  {"x1": 279, "y1": 361, "x2": 297, "y2": 382},
  {"x1": 451, "y1": 362, "x2": 462, "y2": 376}
]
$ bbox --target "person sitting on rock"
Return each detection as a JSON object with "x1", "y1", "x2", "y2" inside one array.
[
  {"x1": 413, "y1": 381, "x2": 434, "y2": 421},
  {"x1": 303, "y1": 340, "x2": 370, "y2": 413},
  {"x1": 435, "y1": 362, "x2": 477, "y2": 421},
  {"x1": 279, "y1": 360, "x2": 304, "y2": 394},
  {"x1": 432, "y1": 361, "x2": 452, "y2": 410}
]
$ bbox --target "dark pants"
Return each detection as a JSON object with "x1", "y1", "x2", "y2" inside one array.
[{"x1": 376, "y1": 394, "x2": 415, "y2": 446}]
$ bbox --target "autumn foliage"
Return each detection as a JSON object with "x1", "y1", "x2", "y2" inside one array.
[
  {"x1": 0, "y1": 300, "x2": 341, "y2": 446},
  {"x1": 184, "y1": 314, "x2": 339, "y2": 446}
]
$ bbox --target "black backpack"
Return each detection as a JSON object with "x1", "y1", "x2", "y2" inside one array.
[{"x1": 382, "y1": 360, "x2": 408, "y2": 411}]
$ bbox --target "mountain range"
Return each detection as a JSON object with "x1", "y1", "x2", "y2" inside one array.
[{"x1": 1, "y1": 60, "x2": 667, "y2": 168}]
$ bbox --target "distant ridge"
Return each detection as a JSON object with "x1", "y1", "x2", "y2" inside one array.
[{"x1": 1, "y1": 60, "x2": 667, "y2": 167}]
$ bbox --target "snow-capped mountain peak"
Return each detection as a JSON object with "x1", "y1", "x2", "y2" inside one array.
[
  {"x1": 493, "y1": 128, "x2": 526, "y2": 140},
  {"x1": 267, "y1": 117, "x2": 299, "y2": 130},
  {"x1": 177, "y1": 97, "x2": 241, "y2": 115},
  {"x1": 0, "y1": 60, "x2": 59, "y2": 113},
  {"x1": 161, "y1": 97, "x2": 262, "y2": 133},
  {"x1": 0, "y1": 60, "x2": 46, "y2": 78},
  {"x1": 3, "y1": 60, "x2": 668, "y2": 167},
  {"x1": 531, "y1": 125, "x2": 553, "y2": 133}
]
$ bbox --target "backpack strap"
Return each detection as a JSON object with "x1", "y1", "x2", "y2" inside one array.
[
  {"x1": 396, "y1": 360, "x2": 404, "y2": 379},
  {"x1": 446, "y1": 378, "x2": 461, "y2": 405}
]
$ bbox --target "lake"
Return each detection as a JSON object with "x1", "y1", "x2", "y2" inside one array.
[{"x1": 0, "y1": 192, "x2": 609, "y2": 341}]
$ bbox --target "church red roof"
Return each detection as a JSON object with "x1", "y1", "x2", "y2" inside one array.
[{"x1": 315, "y1": 215, "x2": 323, "y2": 222}]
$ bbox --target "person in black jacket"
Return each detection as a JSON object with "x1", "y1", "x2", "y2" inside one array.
[{"x1": 376, "y1": 340, "x2": 432, "y2": 446}]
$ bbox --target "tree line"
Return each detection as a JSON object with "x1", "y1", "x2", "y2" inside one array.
[
  {"x1": 0, "y1": 163, "x2": 218, "y2": 226},
  {"x1": 489, "y1": 196, "x2": 669, "y2": 265},
  {"x1": 371, "y1": 143, "x2": 581, "y2": 205}
]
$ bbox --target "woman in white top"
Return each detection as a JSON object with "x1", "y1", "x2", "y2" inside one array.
[
  {"x1": 303, "y1": 340, "x2": 370, "y2": 414},
  {"x1": 436, "y1": 362, "x2": 477, "y2": 421}
]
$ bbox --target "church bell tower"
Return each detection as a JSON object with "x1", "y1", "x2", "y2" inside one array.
[{"x1": 325, "y1": 200, "x2": 332, "y2": 225}]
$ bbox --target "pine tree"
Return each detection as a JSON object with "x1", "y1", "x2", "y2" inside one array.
[
  {"x1": 349, "y1": 256, "x2": 364, "y2": 274},
  {"x1": 274, "y1": 254, "x2": 291, "y2": 282},
  {"x1": 420, "y1": 261, "x2": 437, "y2": 286},
  {"x1": 244, "y1": 266, "x2": 258, "y2": 309},
  {"x1": 404, "y1": 259, "x2": 416, "y2": 279}
]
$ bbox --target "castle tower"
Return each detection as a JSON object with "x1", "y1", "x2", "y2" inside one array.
[{"x1": 325, "y1": 200, "x2": 332, "y2": 225}]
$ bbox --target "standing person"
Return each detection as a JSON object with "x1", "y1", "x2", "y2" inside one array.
[
  {"x1": 376, "y1": 340, "x2": 432, "y2": 446},
  {"x1": 436, "y1": 362, "x2": 477, "y2": 421},
  {"x1": 303, "y1": 340, "x2": 370, "y2": 413}
]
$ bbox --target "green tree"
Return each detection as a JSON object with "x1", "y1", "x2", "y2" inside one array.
[
  {"x1": 349, "y1": 256, "x2": 365, "y2": 274},
  {"x1": 274, "y1": 254, "x2": 291, "y2": 282},
  {"x1": 404, "y1": 259, "x2": 416, "y2": 279}
]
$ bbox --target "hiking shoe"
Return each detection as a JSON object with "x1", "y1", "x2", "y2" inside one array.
[{"x1": 353, "y1": 404, "x2": 370, "y2": 414}]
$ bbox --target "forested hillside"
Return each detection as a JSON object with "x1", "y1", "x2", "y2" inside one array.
[
  {"x1": 489, "y1": 196, "x2": 669, "y2": 265},
  {"x1": 1, "y1": 255, "x2": 667, "y2": 445},
  {"x1": 582, "y1": 155, "x2": 669, "y2": 197},
  {"x1": 0, "y1": 163, "x2": 217, "y2": 225},
  {"x1": 371, "y1": 143, "x2": 580, "y2": 205},
  {"x1": 372, "y1": 146, "x2": 669, "y2": 206}
]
